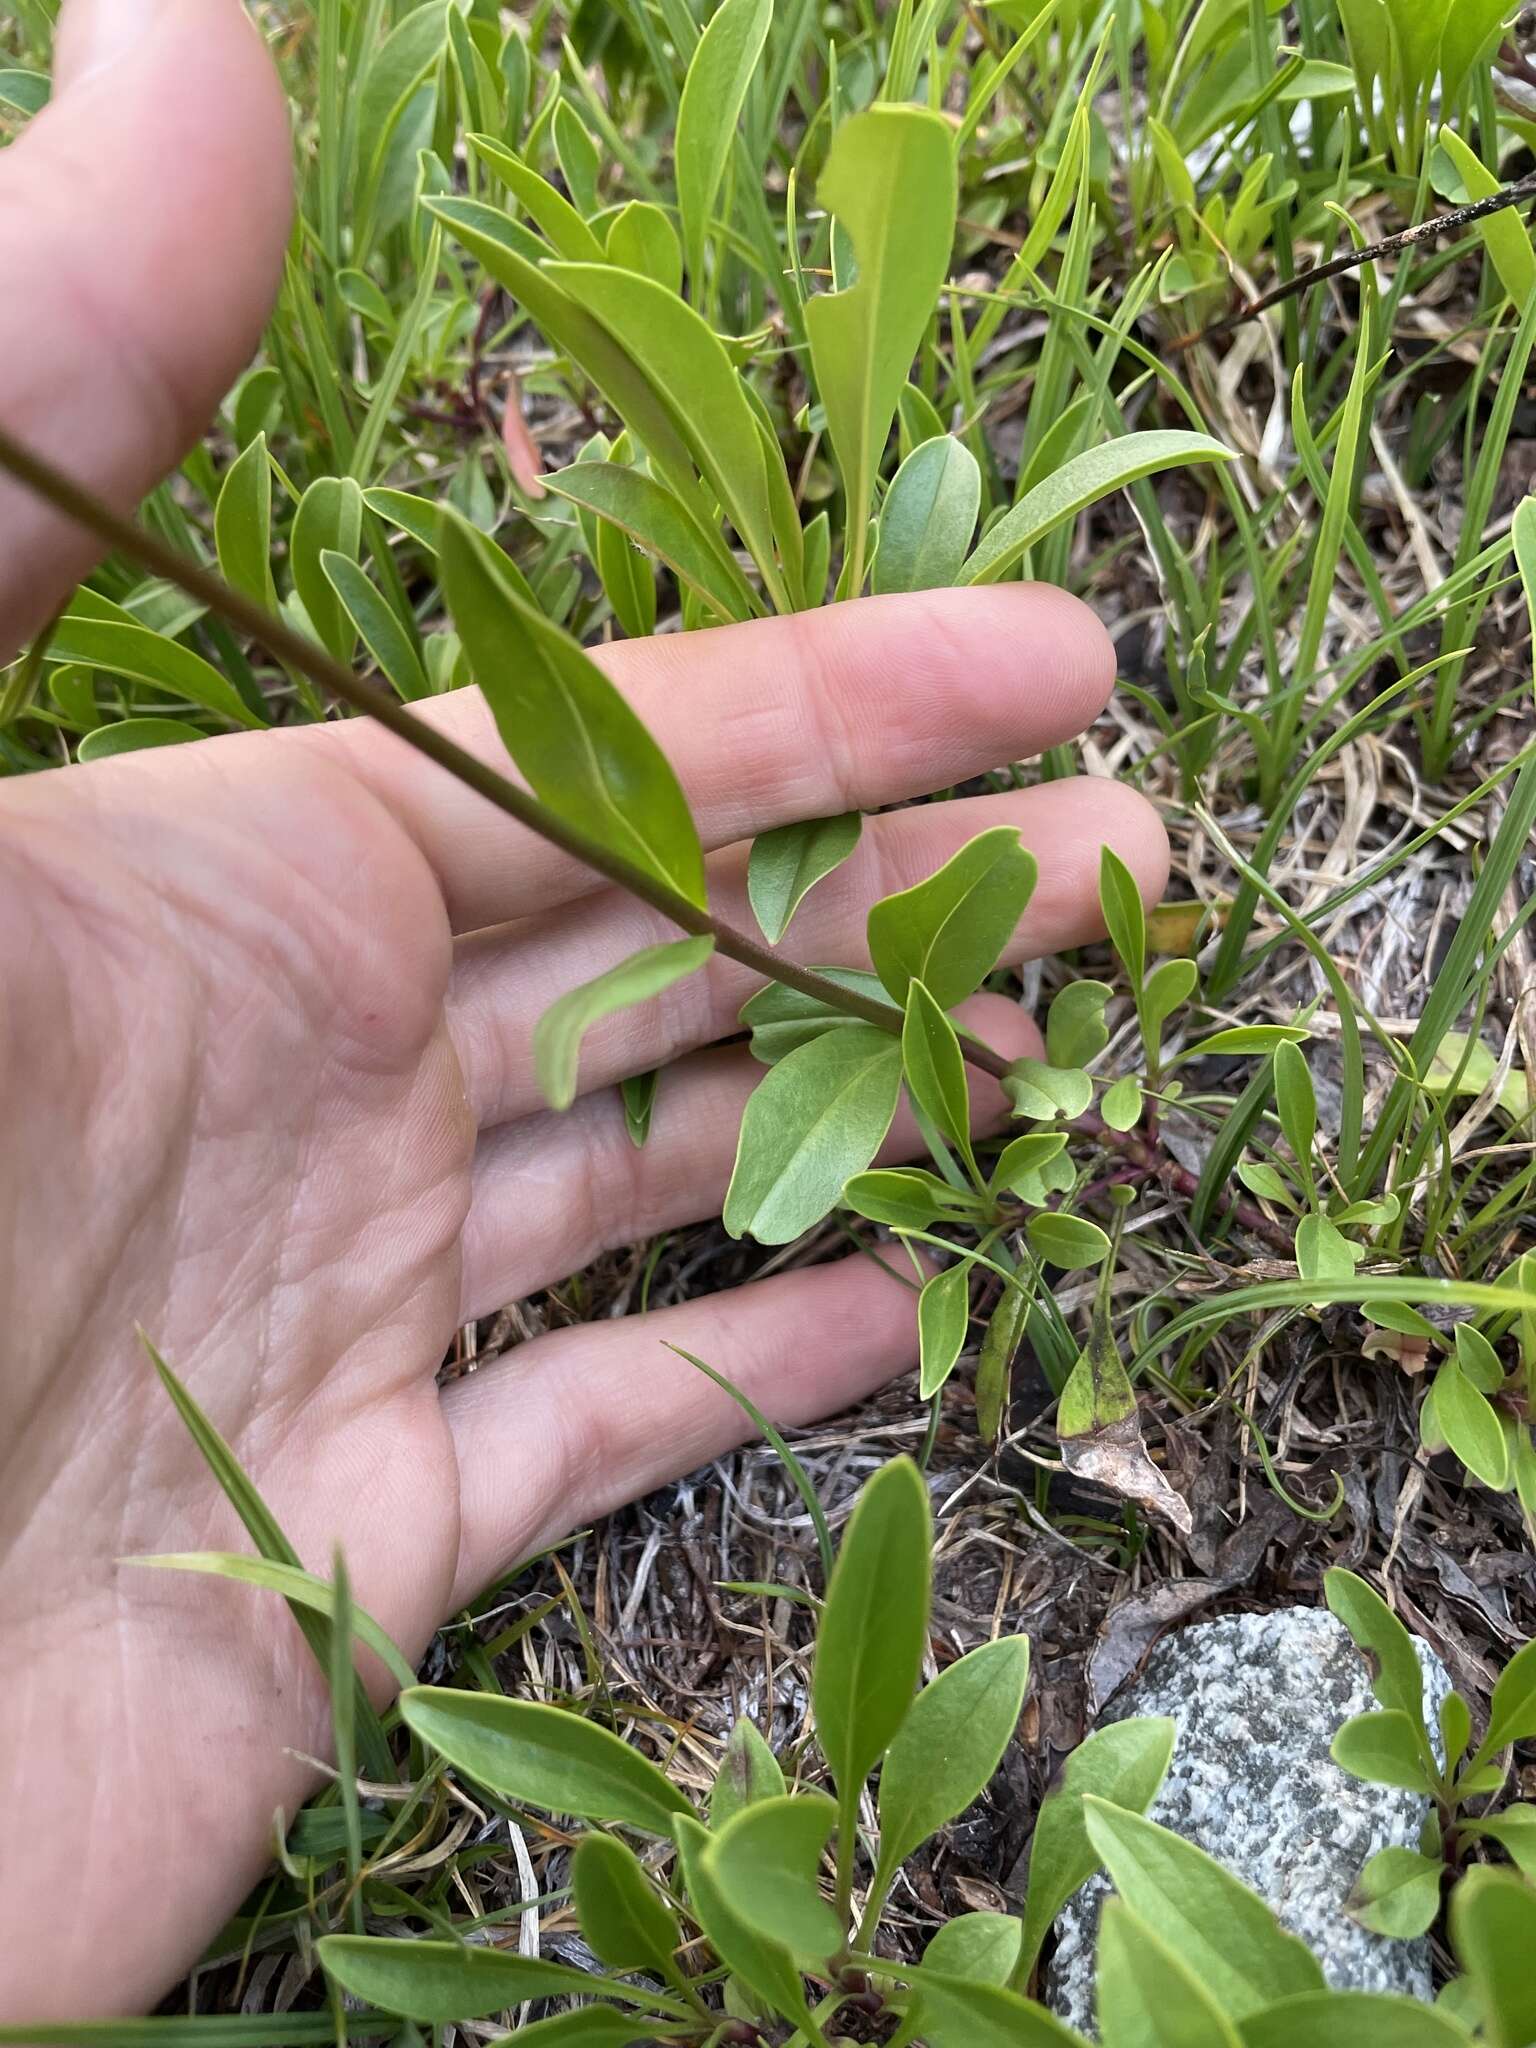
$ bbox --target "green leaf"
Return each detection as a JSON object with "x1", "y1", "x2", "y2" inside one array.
[
  {"x1": 907, "y1": 1968, "x2": 1091, "y2": 2048},
  {"x1": 1005, "y1": 1058, "x2": 1094, "y2": 1121},
  {"x1": 1332, "y1": 1708, "x2": 1434, "y2": 1792},
  {"x1": 1026, "y1": 1213, "x2": 1111, "y2": 1270},
  {"x1": 321, "y1": 552, "x2": 430, "y2": 702},
  {"x1": 806, "y1": 107, "x2": 958, "y2": 594},
  {"x1": 76, "y1": 717, "x2": 204, "y2": 762},
  {"x1": 876, "y1": 1637, "x2": 1030, "y2": 1883},
  {"x1": 989, "y1": 1132, "x2": 1069, "y2": 1200},
  {"x1": 1236, "y1": 1162, "x2": 1300, "y2": 1212},
  {"x1": 1439, "y1": 0, "x2": 1514, "y2": 103},
  {"x1": 595, "y1": 506, "x2": 657, "y2": 641},
  {"x1": 534, "y1": 938, "x2": 713, "y2": 1112},
  {"x1": 1046, "y1": 982, "x2": 1112, "y2": 1069},
  {"x1": 469, "y1": 134, "x2": 606, "y2": 258},
  {"x1": 427, "y1": 198, "x2": 737, "y2": 574},
  {"x1": 673, "y1": 1813, "x2": 820, "y2": 2034},
  {"x1": 869, "y1": 828, "x2": 1037, "y2": 1010},
  {"x1": 1436, "y1": 127, "x2": 1536, "y2": 307},
  {"x1": 607, "y1": 201, "x2": 683, "y2": 294},
  {"x1": 1441, "y1": 1690, "x2": 1473, "y2": 1777},
  {"x1": 975, "y1": 1284, "x2": 1027, "y2": 1446},
  {"x1": 399, "y1": 1688, "x2": 692, "y2": 1833},
  {"x1": 961, "y1": 433, "x2": 1234, "y2": 585},
  {"x1": 123, "y1": 1553, "x2": 415, "y2": 1691},
  {"x1": 1477, "y1": 1635, "x2": 1536, "y2": 1759},
  {"x1": 1057, "y1": 1292, "x2": 1136, "y2": 1441},
  {"x1": 919, "y1": 1264, "x2": 973, "y2": 1398},
  {"x1": 354, "y1": 2, "x2": 450, "y2": 237},
  {"x1": 364, "y1": 486, "x2": 444, "y2": 555},
  {"x1": 0, "y1": 2014, "x2": 384, "y2": 2044},
  {"x1": 545, "y1": 262, "x2": 785, "y2": 603},
  {"x1": 1140, "y1": 957, "x2": 1198, "y2": 1055},
  {"x1": 46, "y1": 613, "x2": 263, "y2": 730},
  {"x1": 1451, "y1": 1867, "x2": 1536, "y2": 2048},
  {"x1": 1471, "y1": 1805, "x2": 1536, "y2": 1882},
  {"x1": 572, "y1": 1833, "x2": 682, "y2": 1979},
  {"x1": 1096, "y1": 1899, "x2": 1243, "y2": 2048},
  {"x1": 484, "y1": 2012, "x2": 664, "y2": 2048},
  {"x1": 544, "y1": 460, "x2": 756, "y2": 622},
  {"x1": 1099, "y1": 846, "x2": 1147, "y2": 991},
  {"x1": 922, "y1": 1913, "x2": 1023, "y2": 1987},
  {"x1": 291, "y1": 477, "x2": 364, "y2": 663},
  {"x1": 748, "y1": 814, "x2": 863, "y2": 943},
  {"x1": 1324, "y1": 1569, "x2": 1427, "y2": 1726},
  {"x1": 1296, "y1": 1213, "x2": 1365, "y2": 1286},
  {"x1": 704, "y1": 1793, "x2": 841, "y2": 1964},
  {"x1": 710, "y1": 1716, "x2": 786, "y2": 1831},
  {"x1": 903, "y1": 980, "x2": 974, "y2": 1159},
  {"x1": 214, "y1": 433, "x2": 277, "y2": 611},
  {"x1": 0, "y1": 68, "x2": 49, "y2": 116},
  {"x1": 1179, "y1": 1026, "x2": 1310, "y2": 1059},
  {"x1": 675, "y1": 0, "x2": 772, "y2": 293},
  {"x1": 1082, "y1": 1799, "x2": 1325, "y2": 2016},
  {"x1": 1346, "y1": 1845, "x2": 1444, "y2": 1937},
  {"x1": 1016, "y1": 1717, "x2": 1176, "y2": 1982},
  {"x1": 316, "y1": 1936, "x2": 677, "y2": 2025},
  {"x1": 739, "y1": 967, "x2": 893, "y2": 1065},
  {"x1": 1237, "y1": 1992, "x2": 1473, "y2": 2048},
  {"x1": 139, "y1": 1340, "x2": 392, "y2": 1783},
  {"x1": 723, "y1": 1025, "x2": 903, "y2": 1244},
  {"x1": 845, "y1": 1167, "x2": 979, "y2": 1231},
  {"x1": 553, "y1": 98, "x2": 600, "y2": 216},
  {"x1": 1454, "y1": 1324, "x2": 1505, "y2": 1392},
  {"x1": 1431, "y1": 1355, "x2": 1511, "y2": 1489},
  {"x1": 438, "y1": 508, "x2": 707, "y2": 908},
  {"x1": 813, "y1": 1458, "x2": 932, "y2": 1795},
  {"x1": 1100, "y1": 1074, "x2": 1143, "y2": 1132},
  {"x1": 873, "y1": 436, "x2": 982, "y2": 594},
  {"x1": 1273, "y1": 1042, "x2": 1318, "y2": 1198}
]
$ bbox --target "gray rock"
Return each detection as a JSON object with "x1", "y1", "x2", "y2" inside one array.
[{"x1": 1047, "y1": 1606, "x2": 1450, "y2": 2032}]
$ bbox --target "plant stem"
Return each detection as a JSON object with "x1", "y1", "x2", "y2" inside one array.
[
  {"x1": 832, "y1": 1783, "x2": 861, "y2": 1939},
  {"x1": 1173, "y1": 167, "x2": 1536, "y2": 352},
  {"x1": 0, "y1": 422, "x2": 1015, "y2": 1080}
]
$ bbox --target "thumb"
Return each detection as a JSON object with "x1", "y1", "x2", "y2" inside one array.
[{"x1": 0, "y1": 0, "x2": 293, "y2": 657}]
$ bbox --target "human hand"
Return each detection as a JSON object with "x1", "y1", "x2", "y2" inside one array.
[{"x1": 0, "y1": 0, "x2": 1167, "y2": 2023}]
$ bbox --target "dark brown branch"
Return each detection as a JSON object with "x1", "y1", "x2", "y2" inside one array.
[
  {"x1": 1173, "y1": 169, "x2": 1536, "y2": 352},
  {"x1": 0, "y1": 422, "x2": 1014, "y2": 1079}
]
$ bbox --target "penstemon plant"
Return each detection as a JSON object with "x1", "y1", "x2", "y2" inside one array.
[
  {"x1": 8, "y1": 7, "x2": 1536, "y2": 1533},
  {"x1": 1326, "y1": 1567, "x2": 1536, "y2": 1984},
  {"x1": 117, "y1": 1401, "x2": 1531, "y2": 2048}
]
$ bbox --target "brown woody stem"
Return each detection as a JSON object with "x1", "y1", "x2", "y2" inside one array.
[
  {"x1": 1174, "y1": 168, "x2": 1536, "y2": 351},
  {"x1": 0, "y1": 422, "x2": 1015, "y2": 1079}
]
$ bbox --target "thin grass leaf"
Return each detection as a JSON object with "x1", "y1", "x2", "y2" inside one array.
[
  {"x1": 962, "y1": 433, "x2": 1233, "y2": 585},
  {"x1": 123, "y1": 1552, "x2": 416, "y2": 1691},
  {"x1": 138, "y1": 1339, "x2": 395, "y2": 1779}
]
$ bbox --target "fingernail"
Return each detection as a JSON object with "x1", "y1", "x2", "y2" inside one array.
[{"x1": 58, "y1": 0, "x2": 175, "y2": 86}]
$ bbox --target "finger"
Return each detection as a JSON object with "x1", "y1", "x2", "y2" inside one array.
[
  {"x1": 450, "y1": 779, "x2": 1166, "y2": 1130},
  {"x1": 457, "y1": 994, "x2": 1041, "y2": 1320},
  {"x1": 0, "y1": 0, "x2": 292, "y2": 656},
  {"x1": 331, "y1": 584, "x2": 1116, "y2": 933},
  {"x1": 445, "y1": 1253, "x2": 929, "y2": 1606}
]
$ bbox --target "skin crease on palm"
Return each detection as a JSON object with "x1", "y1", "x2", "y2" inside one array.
[{"x1": 0, "y1": 0, "x2": 1169, "y2": 2023}]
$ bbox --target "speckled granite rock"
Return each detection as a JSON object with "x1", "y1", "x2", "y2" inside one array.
[{"x1": 1047, "y1": 1607, "x2": 1450, "y2": 2032}]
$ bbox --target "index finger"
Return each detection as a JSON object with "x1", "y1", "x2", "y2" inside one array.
[{"x1": 325, "y1": 582, "x2": 1116, "y2": 934}]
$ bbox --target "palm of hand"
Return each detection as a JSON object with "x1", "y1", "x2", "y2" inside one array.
[
  {"x1": 0, "y1": 0, "x2": 1166, "y2": 2023},
  {"x1": 2, "y1": 739, "x2": 469, "y2": 2013}
]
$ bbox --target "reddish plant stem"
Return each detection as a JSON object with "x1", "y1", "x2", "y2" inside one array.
[{"x1": 1075, "y1": 1109, "x2": 1294, "y2": 1252}]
